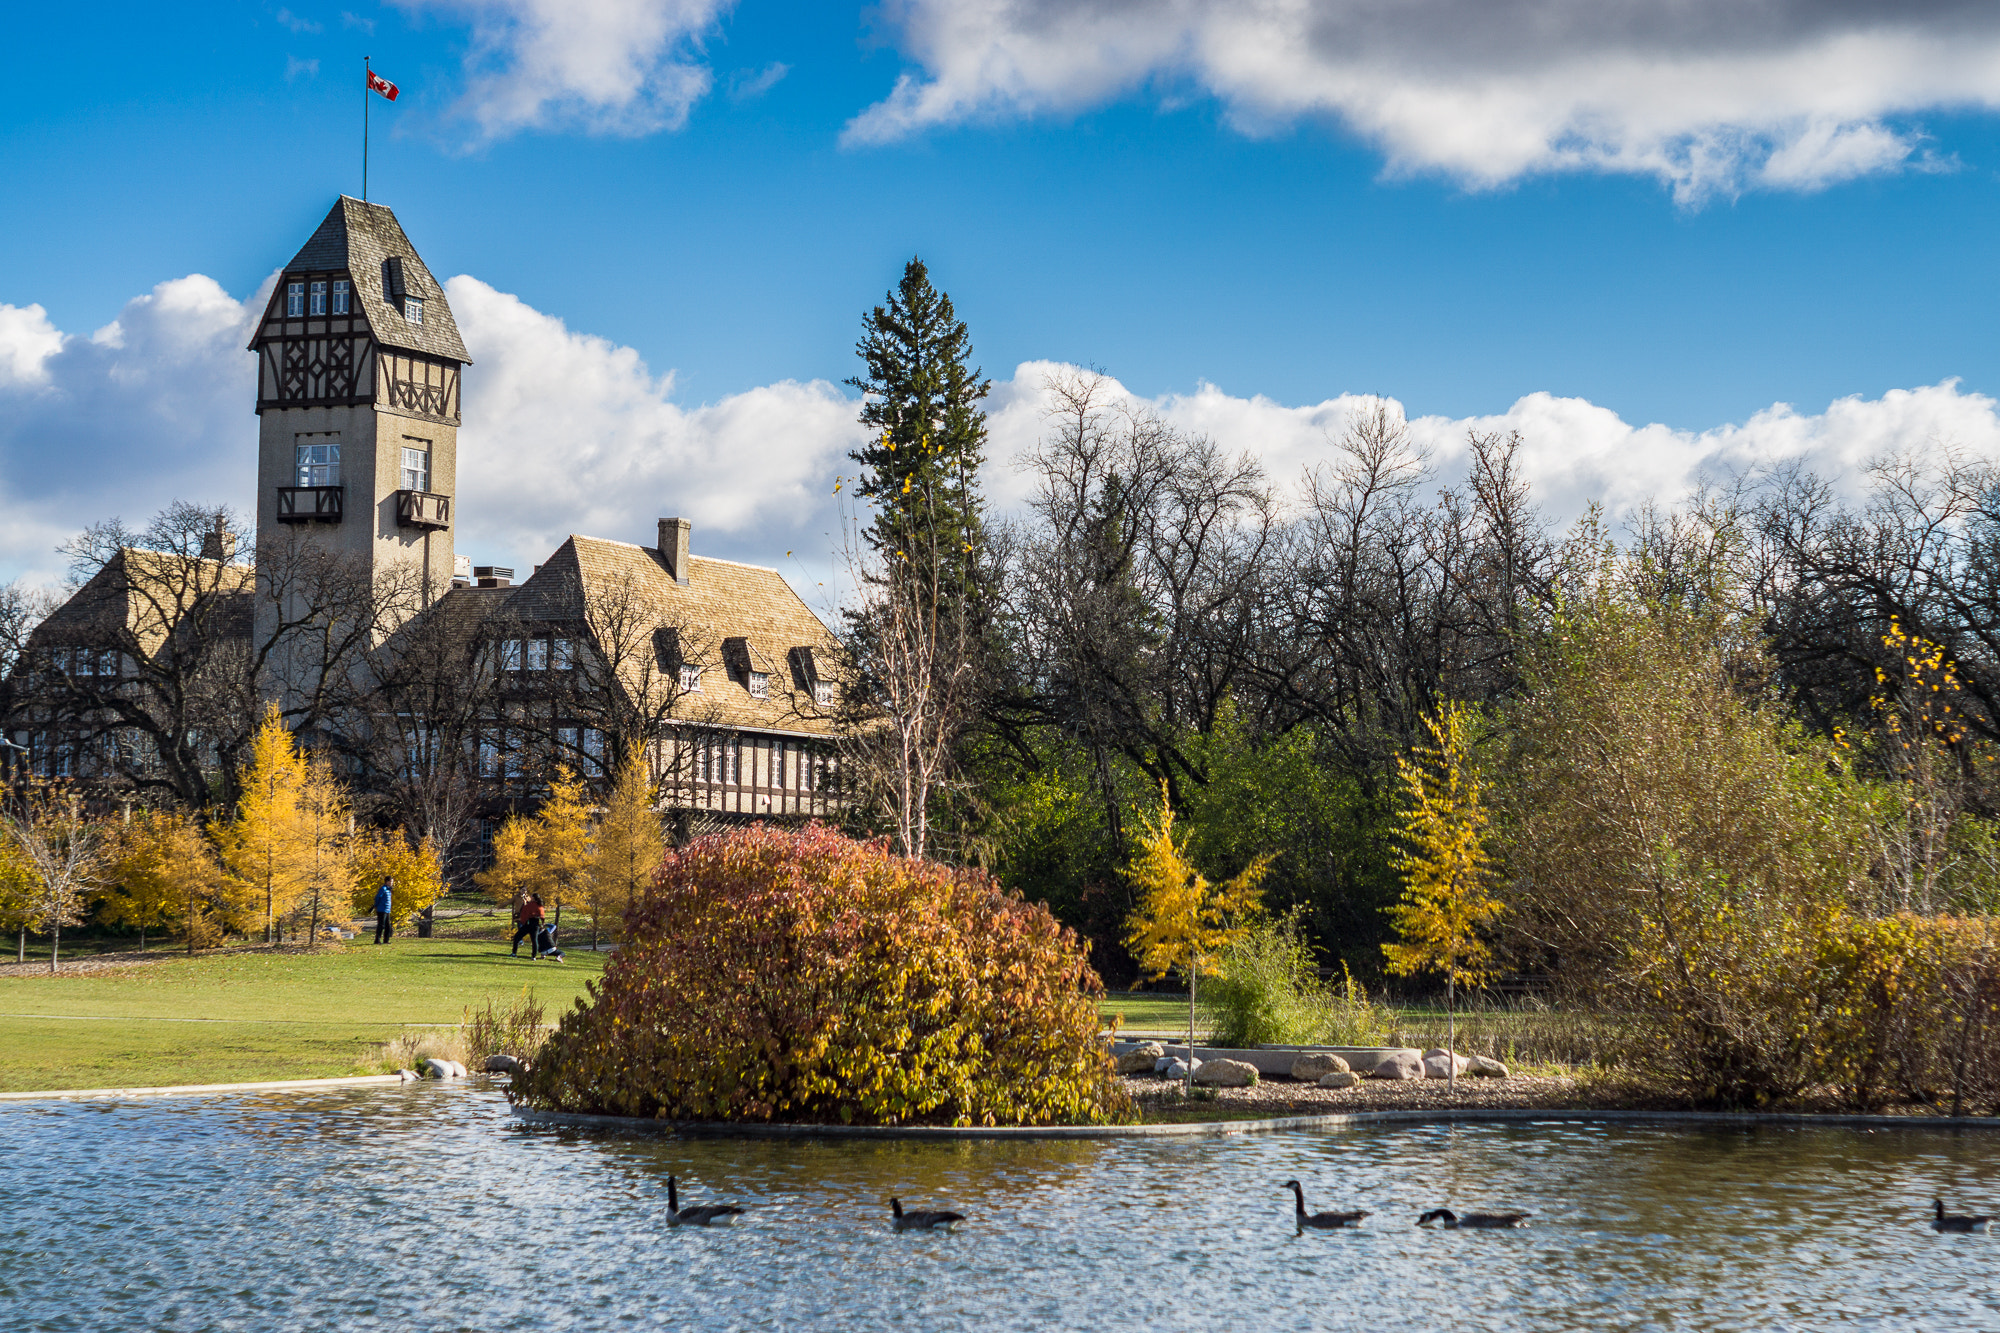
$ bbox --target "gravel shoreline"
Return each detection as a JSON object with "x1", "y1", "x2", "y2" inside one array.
[{"x1": 1122, "y1": 1071, "x2": 1608, "y2": 1116}]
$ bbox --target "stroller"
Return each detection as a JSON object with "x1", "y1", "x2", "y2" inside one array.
[{"x1": 533, "y1": 921, "x2": 565, "y2": 962}]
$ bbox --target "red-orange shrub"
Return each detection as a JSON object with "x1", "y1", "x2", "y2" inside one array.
[{"x1": 513, "y1": 823, "x2": 1132, "y2": 1126}]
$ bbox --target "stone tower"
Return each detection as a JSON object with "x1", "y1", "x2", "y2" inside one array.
[{"x1": 248, "y1": 197, "x2": 469, "y2": 657}]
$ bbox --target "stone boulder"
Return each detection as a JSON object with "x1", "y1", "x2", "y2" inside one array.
[
  {"x1": 1317, "y1": 1071, "x2": 1362, "y2": 1089},
  {"x1": 1115, "y1": 1041, "x2": 1166, "y2": 1074},
  {"x1": 396, "y1": 1068, "x2": 420, "y2": 1082},
  {"x1": 1423, "y1": 1050, "x2": 1471, "y2": 1080},
  {"x1": 1191, "y1": 1058, "x2": 1260, "y2": 1088},
  {"x1": 420, "y1": 1058, "x2": 468, "y2": 1079},
  {"x1": 1365, "y1": 1050, "x2": 1426, "y2": 1081},
  {"x1": 484, "y1": 1054, "x2": 524, "y2": 1075},
  {"x1": 1162, "y1": 1059, "x2": 1192, "y2": 1080},
  {"x1": 1467, "y1": 1055, "x2": 1510, "y2": 1079},
  {"x1": 1342, "y1": 1048, "x2": 1425, "y2": 1077},
  {"x1": 1290, "y1": 1053, "x2": 1351, "y2": 1082}
]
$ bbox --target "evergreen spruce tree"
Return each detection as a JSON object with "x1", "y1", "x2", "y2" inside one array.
[
  {"x1": 846, "y1": 258, "x2": 991, "y2": 601},
  {"x1": 842, "y1": 259, "x2": 995, "y2": 859}
]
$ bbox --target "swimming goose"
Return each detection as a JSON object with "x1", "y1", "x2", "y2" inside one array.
[
  {"x1": 1284, "y1": 1180, "x2": 1369, "y2": 1230},
  {"x1": 1933, "y1": 1199, "x2": 1992, "y2": 1234},
  {"x1": 1417, "y1": 1208, "x2": 1530, "y2": 1229},
  {"x1": 666, "y1": 1175, "x2": 744, "y2": 1227},
  {"x1": 891, "y1": 1198, "x2": 966, "y2": 1232}
]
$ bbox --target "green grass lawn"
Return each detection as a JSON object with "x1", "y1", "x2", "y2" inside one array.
[
  {"x1": 0, "y1": 938, "x2": 606, "y2": 1092},
  {"x1": 1100, "y1": 994, "x2": 1203, "y2": 1035}
]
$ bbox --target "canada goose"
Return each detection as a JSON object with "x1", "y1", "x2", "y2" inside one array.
[
  {"x1": 1933, "y1": 1199, "x2": 1992, "y2": 1234},
  {"x1": 890, "y1": 1198, "x2": 966, "y2": 1232},
  {"x1": 1283, "y1": 1180, "x2": 1369, "y2": 1230},
  {"x1": 666, "y1": 1175, "x2": 744, "y2": 1227},
  {"x1": 1417, "y1": 1208, "x2": 1530, "y2": 1229}
]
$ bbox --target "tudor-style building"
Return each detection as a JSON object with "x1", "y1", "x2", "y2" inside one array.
[{"x1": 6, "y1": 197, "x2": 844, "y2": 835}]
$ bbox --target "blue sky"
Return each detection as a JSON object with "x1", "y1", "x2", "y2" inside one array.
[{"x1": 4, "y1": 1, "x2": 2000, "y2": 587}]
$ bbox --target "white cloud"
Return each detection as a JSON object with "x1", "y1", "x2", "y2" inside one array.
[
  {"x1": 846, "y1": 1, "x2": 2000, "y2": 201},
  {"x1": 5, "y1": 273, "x2": 1998, "y2": 606},
  {"x1": 727, "y1": 60, "x2": 790, "y2": 102},
  {"x1": 983, "y1": 364, "x2": 2000, "y2": 527},
  {"x1": 442, "y1": 276, "x2": 866, "y2": 580},
  {"x1": 399, "y1": 0, "x2": 733, "y2": 140}
]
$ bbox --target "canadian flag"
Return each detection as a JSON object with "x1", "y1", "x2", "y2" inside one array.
[{"x1": 367, "y1": 68, "x2": 399, "y2": 102}]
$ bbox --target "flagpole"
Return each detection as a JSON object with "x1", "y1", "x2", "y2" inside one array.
[{"x1": 363, "y1": 57, "x2": 370, "y2": 201}]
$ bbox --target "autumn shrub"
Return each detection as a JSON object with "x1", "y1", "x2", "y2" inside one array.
[
  {"x1": 463, "y1": 990, "x2": 549, "y2": 1070},
  {"x1": 1817, "y1": 914, "x2": 2000, "y2": 1114},
  {"x1": 1202, "y1": 915, "x2": 1391, "y2": 1047},
  {"x1": 512, "y1": 824, "x2": 1132, "y2": 1127}
]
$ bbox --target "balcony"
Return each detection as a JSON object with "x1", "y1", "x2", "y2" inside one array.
[
  {"x1": 275, "y1": 485, "x2": 343, "y2": 523},
  {"x1": 396, "y1": 489, "x2": 451, "y2": 531}
]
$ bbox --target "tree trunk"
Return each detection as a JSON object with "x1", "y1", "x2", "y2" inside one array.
[
  {"x1": 1447, "y1": 974, "x2": 1457, "y2": 1095},
  {"x1": 16, "y1": 928, "x2": 22, "y2": 964},
  {"x1": 50, "y1": 921, "x2": 59, "y2": 975},
  {"x1": 138, "y1": 924, "x2": 145, "y2": 953},
  {"x1": 1186, "y1": 961, "x2": 1198, "y2": 1099}
]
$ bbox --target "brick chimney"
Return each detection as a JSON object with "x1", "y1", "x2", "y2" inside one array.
[
  {"x1": 658, "y1": 517, "x2": 691, "y2": 585},
  {"x1": 200, "y1": 514, "x2": 234, "y2": 563}
]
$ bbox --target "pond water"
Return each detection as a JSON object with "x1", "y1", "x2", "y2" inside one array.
[{"x1": 4, "y1": 1085, "x2": 1999, "y2": 1331}]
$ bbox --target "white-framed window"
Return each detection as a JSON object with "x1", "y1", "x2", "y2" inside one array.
[
  {"x1": 52, "y1": 648, "x2": 69, "y2": 674},
  {"x1": 748, "y1": 671, "x2": 769, "y2": 699},
  {"x1": 99, "y1": 649, "x2": 120, "y2": 678},
  {"x1": 702, "y1": 738, "x2": 738, "y2": 785},
  {"x1": 309, "y1": 280, "x2": 327, "y2": 315},
  {"x1": 286, "y1": 282, "x2": 305, "y2": 316},
  {"x1": 295, "y1": 435, "x2": 341, "y2": 486},
  {"x1": 813, "y1": 679, "x2": 835, "y2": 708},
  {"x1": 478, "y1": 737, "x2": 499, "y2": 779},
  {"x1": 526, "y1": 638, "x2": 549, "y2": 672},
  {"x1": 503, "y1": 731, "x2": 525, "y2": 778},
  {"x1": 679, "y1": 664, "x2": 702, "y2": 693},
  {"x1": 583, "y1": 729, "x2": 605, "y2": 765},
  {"x1": 404, "y1": 296, "x2": 425, "y2": 325},
  {"x1": 73, "y1": 649, "x2": 93, "y2": 677},
  {"x1": 552, "y1": 637, "x2": 575, "y2": 671},
  {"x1": 500, "y1": 639, "x2": 522, "y2": 672},
  {"x1": 331, "y1": 280, "x2": 350, "y2": 315},
  {"x1": 556, "y1": 726, "x2": 578, "y2": 757},
  {"x1": 775, "y1": 740, "x2": 788, "y2": 789},
  {"x1": 400, "y1": 445, "x2": 430, "y2": 492}
]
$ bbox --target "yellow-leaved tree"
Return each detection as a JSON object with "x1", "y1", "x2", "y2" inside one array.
[
  {"x1": 100, "y1": 810, "x2": 243, "y2": 954},
  {"x1": 212, "y1": 705, "x2": 313, "y2": 943},
  {"x1": 475, "y1": 815, "x2": 535, "y2": 919},
  {"x1": 291, "y1": 753, "x2": 355, "y2": 945},
  {"x1": 528, "y1": 767, "x2": 595, "y2": 935},
  {"x1": 351, "y1": 828, "x2": 447, "y2": 933},
  {"x1": 1123, "y1": 783, "x2": 1270, "y2": 1090},
  {"x1": 0, "y1": 833, "x2": 41, "y2": 964},
  {"x1": 588, "y1": 749, "x2": 664, "y2": 946},
  {"x1": 1384, "y1": 701, "x2": 1502, "y2": 1089}
]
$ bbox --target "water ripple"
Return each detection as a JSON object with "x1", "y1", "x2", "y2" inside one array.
[{"x1": 3, "y1": 1087, "x2": 1999, "y2": 1330}]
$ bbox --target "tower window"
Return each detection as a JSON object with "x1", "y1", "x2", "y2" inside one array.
[
  {"x1": 331, "y1": 280, "x2": 350, "y2": 314},
  {"x1": 309, "y1": 281, "x2": 326, "y2": 316},
  {"x1": 295, "y1": 436, "x2": 341, "y2": 486},
  {"x1": 404, "y1": 296, "x2": 425, "y2": 325},
  {"x1": 400, "y1": 445, "x2": 430, "y2": 492},
  {"x1": 286, "y1": 282, "x2": 305, "y2": 317}
]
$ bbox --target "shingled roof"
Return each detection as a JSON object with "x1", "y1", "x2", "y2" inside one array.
[
  {"x1": 30, "y1": 549, "x2": 253, "y2": 661},
  {"x1": 501, "y1": 535, "x2": 843, "y2": 737},
  {"x1": 273, "y1": 197, "x2": 471, "y2": 364}
]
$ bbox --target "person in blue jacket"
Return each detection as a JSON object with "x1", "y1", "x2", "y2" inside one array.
[{"x1": 373, "y1": 878, "x2": 394, "y2": 944}]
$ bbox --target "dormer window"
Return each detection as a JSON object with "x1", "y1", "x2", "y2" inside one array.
[
  {"x1": 309, "y1": 281, "x2": 327, "y2": 315},
  {"x1": 748, "y1": 671, "x2": 770, "y2": 699},
  {"x1": 813, "y1": 679, "x2": 836, "y2": 708},
  {"x1": 331, "y1": 280, "x2": 350, "y2": 314},
  {"x1": 286, "y1": 282, "x2": 305, "y2": 316},
  {"x1": 679, "y1": 664, "x2": 702, "y2": 693},
  {"x1": 404, "y1": 296, "x2": 425, "y2": 325}
]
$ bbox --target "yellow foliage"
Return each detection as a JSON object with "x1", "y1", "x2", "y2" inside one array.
[
  {"x1": 1122, "y1": 783, "x2": 1270, "y2": 981},
  {"x1": 350, "y1": 828, "x2": 447, "y2": 929},
  {"x1": 211, "y1": 704, "x2": 313, "y2": 942},
  {"x1": 589, "y1": 748, "x2": 664, "y2": 939},
  {"x1": 475, "y1": 816, "x2": 535, "y2": 911},
  {"x1": 100, "y1": 810, "x2": 245, "y2": 949},
  {"x1": 1384, "y1": 702, "x2": 1502, "y2": 990}
]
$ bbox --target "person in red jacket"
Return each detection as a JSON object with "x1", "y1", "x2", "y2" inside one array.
[{"x1": 511, "y1": 894, "x2": 545, "y2": 958}]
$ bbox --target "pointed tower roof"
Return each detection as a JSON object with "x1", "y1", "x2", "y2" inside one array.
[{"x1": 274, "y1": 197, "x2": 471, "y2": 363}]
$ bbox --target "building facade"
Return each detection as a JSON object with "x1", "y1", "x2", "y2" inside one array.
[{"x1": 6, "y1": 198, "x2": 844, "y2": 841}]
